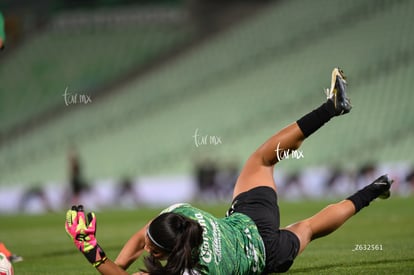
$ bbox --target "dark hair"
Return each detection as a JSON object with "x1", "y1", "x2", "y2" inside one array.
[{"x1": 144, "y1": 212, "x2": 204, "y2": 275}]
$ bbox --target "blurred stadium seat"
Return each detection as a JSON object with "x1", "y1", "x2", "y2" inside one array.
[{"x1": 0, "y1": 4, "x2": 195, "y2": 136}]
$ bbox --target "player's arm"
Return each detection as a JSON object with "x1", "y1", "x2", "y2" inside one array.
[
  {"x1": 115, "y1": 223, "x2": 150, "y2": 270},
  {"x1": 95, "y1": 258, "x2": 129, "y2": 275},
  {"x1": 95, "y1": 258, "x2": 150, "y2": 275},
  {"x1": 65, "y1": 205, "x2": 146, "y2": 275}
]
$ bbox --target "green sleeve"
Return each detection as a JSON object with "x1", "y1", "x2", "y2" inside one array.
[{"x1": 0, "y1": 12, "x2": 5, "y2": 42}]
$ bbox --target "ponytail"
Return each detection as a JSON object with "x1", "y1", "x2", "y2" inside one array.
[{"x1": 143, "y1": 213, "x2": 204, "y2": 275}]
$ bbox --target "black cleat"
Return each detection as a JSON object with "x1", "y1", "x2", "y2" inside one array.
[
  {"x1": 326, "y1": 67, "x2": 352, "y2": 115},
  {"x1": 370, "y1": 174, "x2": 394, "y2": 199}
]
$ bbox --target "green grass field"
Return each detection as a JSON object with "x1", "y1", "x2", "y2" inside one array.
[{"x1": 1, "y1": 196, "x2": 413, "y2": 274}]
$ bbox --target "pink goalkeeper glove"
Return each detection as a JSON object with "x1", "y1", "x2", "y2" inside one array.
[{"x1": 65, "y1": 205, "x2": 107, "y2": 267}]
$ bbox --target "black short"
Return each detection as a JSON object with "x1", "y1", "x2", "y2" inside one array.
[{"x1": 226, "y1": 186, "x2": 300, "y2": 273}]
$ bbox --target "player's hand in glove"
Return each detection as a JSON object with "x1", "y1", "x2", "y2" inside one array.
[{"x1": 65, "y1": 205, "x2": 107, "y2": 267}]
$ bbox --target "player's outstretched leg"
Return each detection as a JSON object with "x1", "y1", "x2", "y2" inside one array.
[
  {"x1": 284, "y1": 175, "x2": 393, "y2": 254},
  {"x1": 234, "y1": 67, "x2": 351, "y2": 197},
  {"x1": 272, "y1": 67, "x2": 351, "y2": 165}
]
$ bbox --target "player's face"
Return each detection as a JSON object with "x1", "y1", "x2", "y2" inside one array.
[{"x1": 144, "y1": 233, "x2": 168, "y2": 260}]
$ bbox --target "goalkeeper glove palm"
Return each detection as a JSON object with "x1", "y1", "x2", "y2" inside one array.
[{"x1": 65, "y1": 205, "x2": 107, "y2": 267}]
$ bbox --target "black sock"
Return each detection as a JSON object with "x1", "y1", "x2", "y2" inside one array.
[
  {"x1": 296, "y1": 100, "x2": 336, "y2": 138},
  {"x1": 346, "y1": 185, "x2": 384, "y2": 213}
]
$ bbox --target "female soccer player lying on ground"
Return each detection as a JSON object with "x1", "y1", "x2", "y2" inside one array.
[{"x1": 65, "y1": 68, "x2": 393, "y2": 274}]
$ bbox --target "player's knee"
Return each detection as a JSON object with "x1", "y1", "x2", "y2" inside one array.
[
  {"x1": 285, "y1": 220, "x2": 313, "y2": 249},
  {"x1": 299, "y1": 220, "x2": 313, "y2": 242}
]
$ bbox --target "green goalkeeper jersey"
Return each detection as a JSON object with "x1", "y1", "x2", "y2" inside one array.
[{"x1": 161, "y1": 203, "x2": 266, "y2": 275}]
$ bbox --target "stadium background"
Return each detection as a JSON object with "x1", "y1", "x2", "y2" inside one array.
[{"x1": 0, "y1": 0, "x2": 413, "y2": 212}]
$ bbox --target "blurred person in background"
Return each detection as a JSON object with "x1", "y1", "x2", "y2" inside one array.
[
  {"x1": 19, "y1": 185, "x2": 52, "y2": 213},
  {"x1": 194, "y1": 157, "x2": 218, "y2": 201},
  {"x1": 355, "y1": 163, "x2": 377, "y2": 189},
  {"x1": 323, "y1": 167, "x2": 354, "y2": 198},
  {"x1": 67, "y1": 146, "x2": 88, "y2": 205},
  {"x1": 116, "y1": 177, "x2": 140, "y2": 207},
  {"x1": 280, "y1": 171, "x2": 306, "y2": 199},
  {"x1": 405, "y1": 168, "x2": 414, "y2": 194},
  {"x1": 214, "y1": 160, "x2": 239, "y2": 201}
]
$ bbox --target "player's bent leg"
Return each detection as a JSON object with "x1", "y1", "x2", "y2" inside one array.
[
  {"x1": 284, "y1": 200, "x2": 355, "y2": 254},
  {"x1": 233, "y1": 123, "x2": 305, "y2": 198},
  {"x1": 284, "y1": 175, "x2": 393, "y2": 254}
]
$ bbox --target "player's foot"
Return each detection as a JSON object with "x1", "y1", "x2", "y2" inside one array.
[
  {"x1": 369, "y1": 174, "x2": 394, "y2": 199},
  {"x1": 9, "y1": 254, "x2": 23, "y2": 263},
  {"x1": 325, "y1": 67, "x2": 352, "y2": 115}
]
